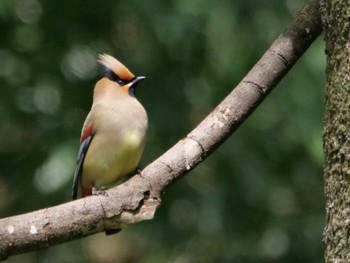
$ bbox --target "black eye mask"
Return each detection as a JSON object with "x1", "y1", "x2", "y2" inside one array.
[{"x1": 101, "y1": 65, "x2": 130, "y2": 86}]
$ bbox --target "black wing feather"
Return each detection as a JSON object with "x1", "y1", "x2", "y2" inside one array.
[{"x1": 71, "y1": 135, "x2": 93, "y2": 200}]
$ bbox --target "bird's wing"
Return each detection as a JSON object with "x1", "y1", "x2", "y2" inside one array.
[{"x1": 71, "y1": 123, "x2": 94, "y2": 200}]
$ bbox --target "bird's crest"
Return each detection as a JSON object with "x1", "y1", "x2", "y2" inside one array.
[{"x1": 98, "y1": 54, "x2": 135, "y2": 85}]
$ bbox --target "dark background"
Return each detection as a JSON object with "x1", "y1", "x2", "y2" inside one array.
[{"x1": 1, "y1": 0, "x2": 325, "y2": 262}]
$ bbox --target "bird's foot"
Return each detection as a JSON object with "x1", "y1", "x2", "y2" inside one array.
[
  {"x1": 127, "y1": 167, "x2": 142, "y2": 179},
  {"x1": 92, "y1": 187, "x2": 109, "y2": 197}
]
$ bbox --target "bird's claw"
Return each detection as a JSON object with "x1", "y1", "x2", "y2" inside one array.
[
  {"x1": 92, "y1": 187, "x2": 109, "y2": 197},
  {"x1": 127, "y1": 167, "x2": 142, "y2": 178}
]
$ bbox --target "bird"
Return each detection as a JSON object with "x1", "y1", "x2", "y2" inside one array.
[{"x1": 72, "y1": 54, "x2": 148, "y2": 200}]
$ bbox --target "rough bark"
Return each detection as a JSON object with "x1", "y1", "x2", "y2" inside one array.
[
  {"x1": 321, "y1": 0, "x2": 350, "y2": 261},
  {"x1": 0, "y1": 0, "x2": 322, "y2": 260}
]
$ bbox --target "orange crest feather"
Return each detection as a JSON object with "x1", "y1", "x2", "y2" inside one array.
[{"x1": 98, "y1": 54, "x2": 134, "y2": 81}]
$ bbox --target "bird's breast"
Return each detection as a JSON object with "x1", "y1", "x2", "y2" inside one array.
[{"x1": 82, "y1": 99, "x2": 148, "y2": 189}]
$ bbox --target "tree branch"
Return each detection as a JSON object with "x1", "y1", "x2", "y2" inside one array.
[{"x1": 0, "y1": 0, "x2": 322, "y2": 260}]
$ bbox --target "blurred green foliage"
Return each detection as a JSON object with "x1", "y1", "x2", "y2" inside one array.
[{"x1": 0, "y1": 0, "x2": 325, "y2": 262}]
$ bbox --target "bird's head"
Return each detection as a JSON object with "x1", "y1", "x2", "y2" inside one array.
[{"x1": 98, "y1": 54, "x2": 145, "y2": 96}]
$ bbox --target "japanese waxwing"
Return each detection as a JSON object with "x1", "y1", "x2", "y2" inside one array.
[{"x1": 72, "y1": 54, "x2": 148, "y2": 200}]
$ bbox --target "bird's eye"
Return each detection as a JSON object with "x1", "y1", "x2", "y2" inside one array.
[
  {"x1": 115, "y1": 79, "x2": 125, "y2": 86},
  {"x1": 102, "y1": 66, "x2": 127, "y2": 86}
]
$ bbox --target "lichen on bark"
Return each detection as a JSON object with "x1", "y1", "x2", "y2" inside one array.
[{"x1": 321, "y1": 0, "x2": 350, "y2": 261}]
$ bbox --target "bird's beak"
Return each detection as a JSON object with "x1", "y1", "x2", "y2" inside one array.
[
  {"x1": 124, "y1": 76, "x2": 146, "y2": 95},
  {"x1": 130, "y1": 76, "x2": 146, "y2": 86}
]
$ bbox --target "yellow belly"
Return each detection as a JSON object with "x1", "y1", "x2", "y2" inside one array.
[{"x1": 82, "y1": 129, "x2": 146, "y2": 190}]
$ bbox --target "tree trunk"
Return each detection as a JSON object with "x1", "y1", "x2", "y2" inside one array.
[{"x1": 321, "y1": 0, "x2": 350, "y2": 261}]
